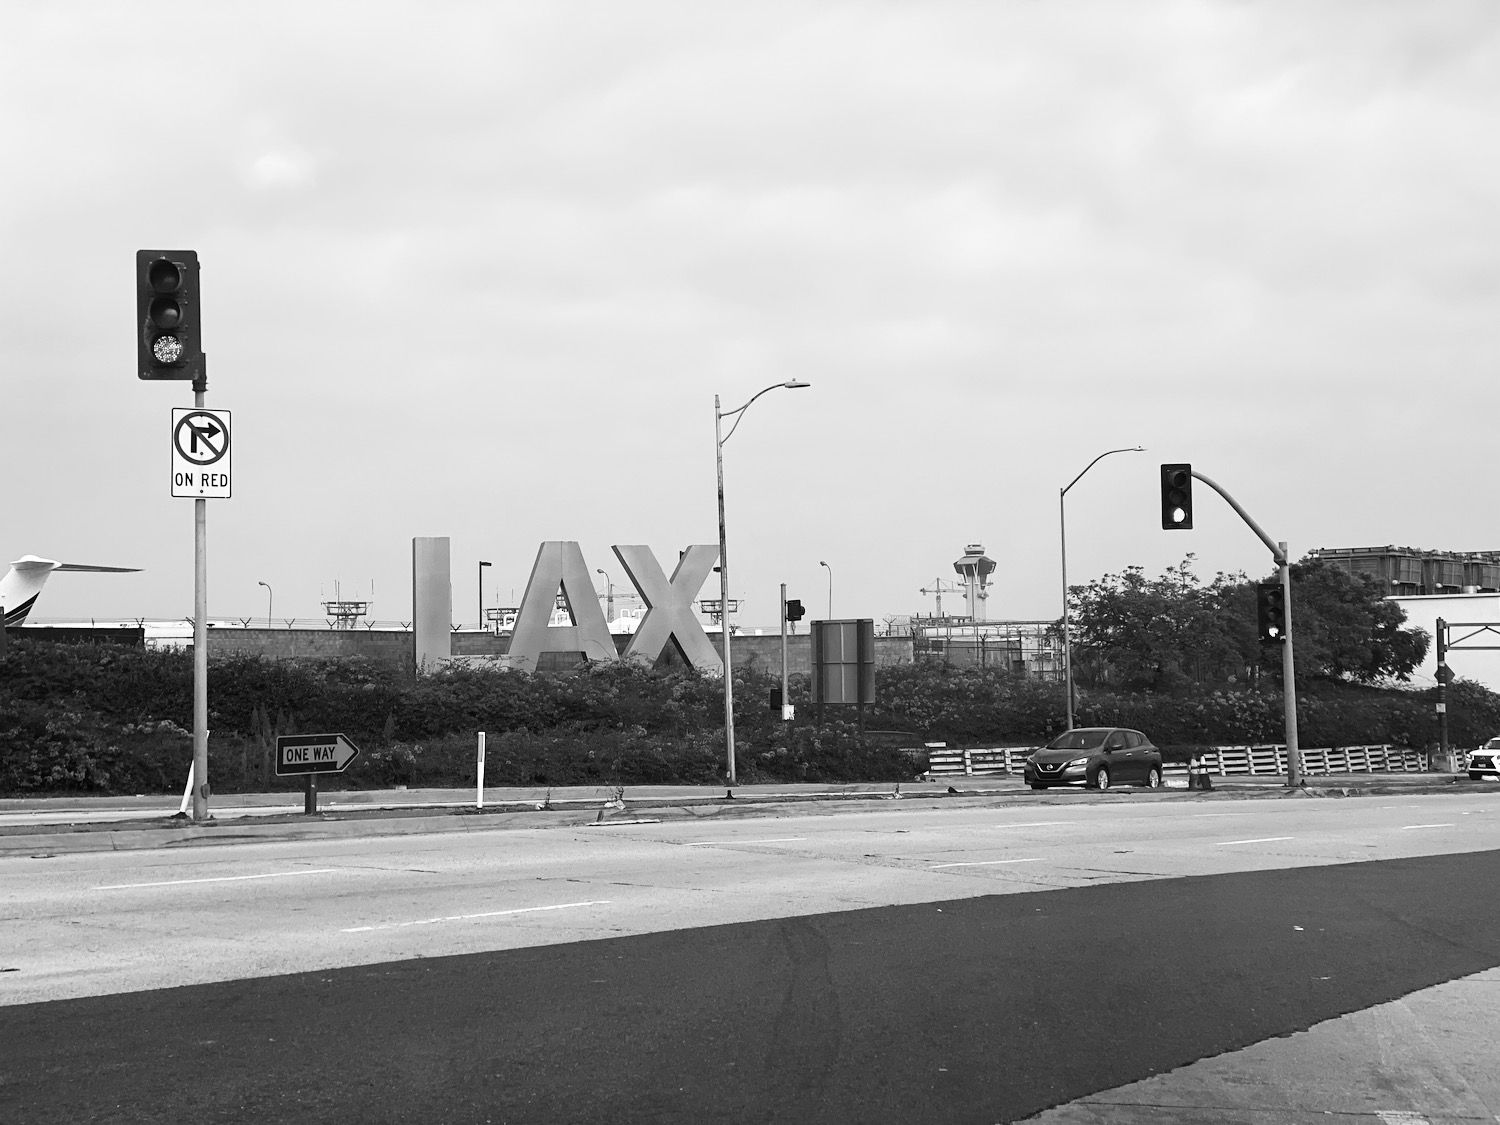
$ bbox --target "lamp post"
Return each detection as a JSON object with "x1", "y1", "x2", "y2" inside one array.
[
  {"x1": 596, "y1": 568, "x2": 614, "y2": 624},
  {"x1": 1060, "y1": 446, "x2": 1145, "y2": 730},
  {"x1": 479, "y1": 561, "x2": 491, "y2": 631},
  {"x1": 716, "y1": 379, "x2": 811, "y2": 784},
  {"x1": 820, "y1": 560, "x2": 833, "y2": 619},
  {"x1": 258, "y1": 581, "x2": 272, "y2": 628}
]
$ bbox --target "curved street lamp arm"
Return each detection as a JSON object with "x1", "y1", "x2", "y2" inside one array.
[
  {"x1": 1061, "y1": 446, "x2": 1146, "y2": 498},
  {"x1": 719, "y1": 381, "x2": 810, "y2": 445}
]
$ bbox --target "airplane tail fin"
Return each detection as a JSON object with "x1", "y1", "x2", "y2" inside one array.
[{"x1": 1, "y1": 556, "x2": 141, "y2": 627}]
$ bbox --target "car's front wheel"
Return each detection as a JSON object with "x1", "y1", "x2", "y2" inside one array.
[
  {"x1": 1029, "y1": 782, "x2": 1045, "y2": 790},
  {"x1": 1092, "y1": 765, "x2": 1111, "y2": 791},
  {"x1": 1144, "y1": 766, "x2": 1162, "y2": 789}
]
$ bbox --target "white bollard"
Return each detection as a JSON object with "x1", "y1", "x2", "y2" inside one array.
[
  {"x1": 178, "y1": 760, "x2": 195, "y2": 815},
  {"x1": 476, "y1": 731, "x2": 486, "y2": 808}
]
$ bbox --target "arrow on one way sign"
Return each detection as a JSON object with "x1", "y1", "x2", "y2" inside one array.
[{"x1": 275, "y1": 733, "x2": 361, "y2": 776}]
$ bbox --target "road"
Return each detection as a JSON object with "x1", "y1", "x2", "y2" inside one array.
[{"x1": 3, "y1": 790, "x2": 1499, "y2": 1122}]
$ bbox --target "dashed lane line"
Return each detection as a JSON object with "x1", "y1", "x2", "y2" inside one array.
[
  {"x1": 1401, "y1": 824, "x2": 1455, "y2": 830},
  {"x1": 341, "y1": 900, "x2": 611, "y2": 933},
  {"x1": 682, "y1": 837, "x2": 807, "y2": 846},
  {"x1": 1215, "y1": 836, "x2": 1295, "y2": 846},
  {"x1": 99, "y1": 869, "x2": 343, "y2": 890},
  {"x1": 930, "y1": 859, "x2": 1044, "y2": 869}
]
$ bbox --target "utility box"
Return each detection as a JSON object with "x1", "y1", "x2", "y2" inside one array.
[{"x1": 811, "y1": 618, "x2": 876, "y2": 705}]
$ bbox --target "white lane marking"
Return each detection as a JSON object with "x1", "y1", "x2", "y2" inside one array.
[
  {"x1": 1376, "y1": 1111, "x2": 1429, "y2": 1125},
  {"x1": 930, "y1": 859, "x2": 1044, "y2": 869},
  {"x1": 1216, "y1": 836, "x2": 1295, "y2": 846},
  {"x1": 1401, "y1": 824, "x2": 1454, "y2": 831},
  {"x1": 584, "y1": 819, "x2": 662, "y2": 827},
  {"x1": 99, "y1": 868, "x2": 341, "y2": 890},
  {"x1": 342, "y1": 899, "x2": 610, "y2": 933},
  {"x1": 683, "y1": 837, "x2": 806, "y2": 846},
  {"x1": 1191, "y1": 813, "x2": 1241, "y2": 818},
  {"x1": 984, "y1": 821, "x2": 1069, "y2": 829}
]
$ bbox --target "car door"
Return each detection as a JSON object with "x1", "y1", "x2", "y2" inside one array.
[
  {"x1": 1130, "y1": 731, "x2": 1159, "y2": 782},
  {"x1": 1102, "y1": 729, "x2": 1131, "y2": 782}
]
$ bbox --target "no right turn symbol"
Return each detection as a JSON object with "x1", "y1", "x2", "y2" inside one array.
[{"x1": 173, "y1": 410, "x2": 228, "y2": 465}]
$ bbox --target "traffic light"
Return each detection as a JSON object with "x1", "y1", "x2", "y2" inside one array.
[
  {"x1": 784, "y1": 599, "x2": 805, "y2": 623},
  {"x1": 1256, "y1": 581, "x2": 1286, "y2": 643},
  {"x1": 136, "y1": 250, "x2": 203, "y2": 381},
  {"x1": 1160, "y1": 463, "x2": 1193, "y2": 530}
]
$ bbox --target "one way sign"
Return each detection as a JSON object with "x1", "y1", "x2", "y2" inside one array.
[
  {"x1": 275, "y1": 733, "x2": 361, "y2": 776},
  {"x1": 171, "y1": 407, "x2": 232, "y2": 498}
]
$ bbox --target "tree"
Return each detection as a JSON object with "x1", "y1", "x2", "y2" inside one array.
[
  {"x1": 1069, "y1": 555, "x2": 1429, "y2": 693},
  {"x1": 1261, "y1": 557, "x2": 1428, "y2": 683},
  {"x1": 1069, "y1": 556, "x2": 1251, "y2": 693}
]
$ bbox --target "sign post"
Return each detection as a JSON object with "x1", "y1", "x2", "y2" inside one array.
[
  {"x1": 275, "y1": 733, "x2": 361, "y2": 814},
  {"x1": 476, "y1": 731, "x2": 486, "y2": 808}
]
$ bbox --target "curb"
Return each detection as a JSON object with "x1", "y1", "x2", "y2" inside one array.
[{"x1": 0, "y1": 775, "x2": 1478, "y2": 857}]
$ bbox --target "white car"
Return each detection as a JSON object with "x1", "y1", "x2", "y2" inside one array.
[{"x1": 1470, "y1": 738, "x2": 1500, "y2": 781}]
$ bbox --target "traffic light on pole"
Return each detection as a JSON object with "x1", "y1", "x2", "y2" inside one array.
[
  {"x1": 136, "y1": 250, "x2": 203, "y2": 381},
  {"x1": 1160, "y1": 463, "x2": 1193, "y2": 530},
  {"x1": 784, "y1": 599, "x2": 805, "y2": 623},
  {"x1": 1256, "y1": 581, "x2": 1286, "y2": 643}
]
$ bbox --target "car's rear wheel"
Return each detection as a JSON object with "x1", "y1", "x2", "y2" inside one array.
[
  {"x1": 1144, "y1": 766, "x2": 1162, "y2": 789},
  {"x1": 1092, "y1": 766, "x2": 1111, "y2": 791}
]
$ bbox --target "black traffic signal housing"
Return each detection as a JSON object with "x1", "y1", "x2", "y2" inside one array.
[
  {"x1": 1256, "y1": 581, "x2": 1286, "y2": 643},
  {"x1": 1160, "y1": 463, "x2": 1193, "y2": 530},
  {"x1": 784, "y1": 598, "x2": 805, "y2": 623},
  {"x1": 136, "y1": 250, "x2": 204, "y2": 381}
]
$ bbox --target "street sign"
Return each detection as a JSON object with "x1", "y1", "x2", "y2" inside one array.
[
  {"x1": 275, "y1": 733, "x2": 361, "y2": 775},
  {"x1": 171, "y1": 407, "x2": 232, "y2": 498}
]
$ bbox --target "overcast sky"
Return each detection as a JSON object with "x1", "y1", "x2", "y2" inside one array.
[{"x1": 4, "y1": 1, "x2": 1496, "y2": 630}]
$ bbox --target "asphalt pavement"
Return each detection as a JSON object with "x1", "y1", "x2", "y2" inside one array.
[{"x1": 3, "y1": 846, "x2": 1498, "y2": 1124}]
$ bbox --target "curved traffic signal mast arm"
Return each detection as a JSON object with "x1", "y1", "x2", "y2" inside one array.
[{"x1": 1188, "y1": 469, "x2": 1286, "y2": 566}]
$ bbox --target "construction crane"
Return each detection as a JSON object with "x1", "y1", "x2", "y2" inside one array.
[{"x1": 919, "y1": 577, "x2": 967, "y2": 617}]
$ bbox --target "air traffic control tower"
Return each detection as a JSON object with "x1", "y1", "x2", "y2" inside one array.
[{"x1": 953, "y1": 543, "x2": 996, "y2": 622}]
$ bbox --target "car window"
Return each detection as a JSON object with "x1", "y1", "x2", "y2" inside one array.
[
  {"x1": 1046, "y1": 730, "x2": 1108, "y2": 750},
  {"x1": 1105, "y1": 731, "x2": 1126, "y2": 749},
  {"x1": 1124, "y1": 731, "x2": 1142, "y2": 748}
]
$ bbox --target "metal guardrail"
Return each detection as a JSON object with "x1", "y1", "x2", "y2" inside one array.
[{"x1": 920, "y1": 743, "x2": 1427, "y2": 779}]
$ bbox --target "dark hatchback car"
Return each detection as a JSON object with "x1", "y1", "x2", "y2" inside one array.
[{"x1": 1023, "y1": 727, "x2": 1164, "y2": 791}]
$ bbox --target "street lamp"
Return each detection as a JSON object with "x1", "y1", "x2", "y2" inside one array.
[
  {"x1": 820, "y1": 560, "x2": 833, "y2": 619},
  {"x1": 716, "y1": 379, "x2": 811, "y2": 784},
  {"x1": 258, "y1": 581, "x2": 272, "y2": 627},
  {"x1": 479, "y1": 561, "x2": 491, "y2": 631},
  {"x1": 596, "y1": 567, "x2": 614, "y2": 623},
  {"x1": 1060, "y1": 446, "x2": 1145, "y2": 730}
]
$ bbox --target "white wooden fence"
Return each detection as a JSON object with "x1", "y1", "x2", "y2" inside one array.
[{"x1": 921, "y1": 743, "x2": 1427, "y2": 779}]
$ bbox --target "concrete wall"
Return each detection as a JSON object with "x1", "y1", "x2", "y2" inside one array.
[
  {"x1": 207, "y1": 628, "x2": 916, "y2": 676},
  {"x1": 710, "y1": 634, "x2": 913, "y2": 675},
  {"x1": 1389, "y1": 592, "x2": 1500, "y2": 692},
  {"x1": 207, "y1": 628, "x2": 417, "y2": 668}
]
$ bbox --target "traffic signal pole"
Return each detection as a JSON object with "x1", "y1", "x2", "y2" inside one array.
[
  {"x1": 1436, "y1": 618, "x2": 1449, "y2": 766},
  {"x1": 192, "y1": 372, "x2": 210, "y2": 822},
  {"x1": 1188, "y1": 470, "x2": 1301, "y2": 788}
]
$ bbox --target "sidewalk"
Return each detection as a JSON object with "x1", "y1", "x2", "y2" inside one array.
[{"x1": 0, "y1": 771, "x2": 1484, "y2": 856}]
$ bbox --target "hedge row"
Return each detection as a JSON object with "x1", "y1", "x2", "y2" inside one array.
[{"x1": 0, "y1": 638, "x2": 1489, "y2": 794}]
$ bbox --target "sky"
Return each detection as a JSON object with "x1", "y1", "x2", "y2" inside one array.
[{"x1": 3, "y1": 1, "x2": 1497, "y2": 631}]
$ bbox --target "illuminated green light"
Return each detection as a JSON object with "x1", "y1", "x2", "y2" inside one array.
[{"x1": 153, "y1": 335, "x2": 184, "y2": 363}]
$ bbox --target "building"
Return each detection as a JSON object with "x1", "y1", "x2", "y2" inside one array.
[{"x1": 1311, "y1": 546, "x2": 1500, "y2": 596}]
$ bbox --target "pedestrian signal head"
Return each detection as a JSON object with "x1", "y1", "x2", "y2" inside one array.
[{"x1": 1160, "y1": 463, "x2": 1193, "y2": 530}]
